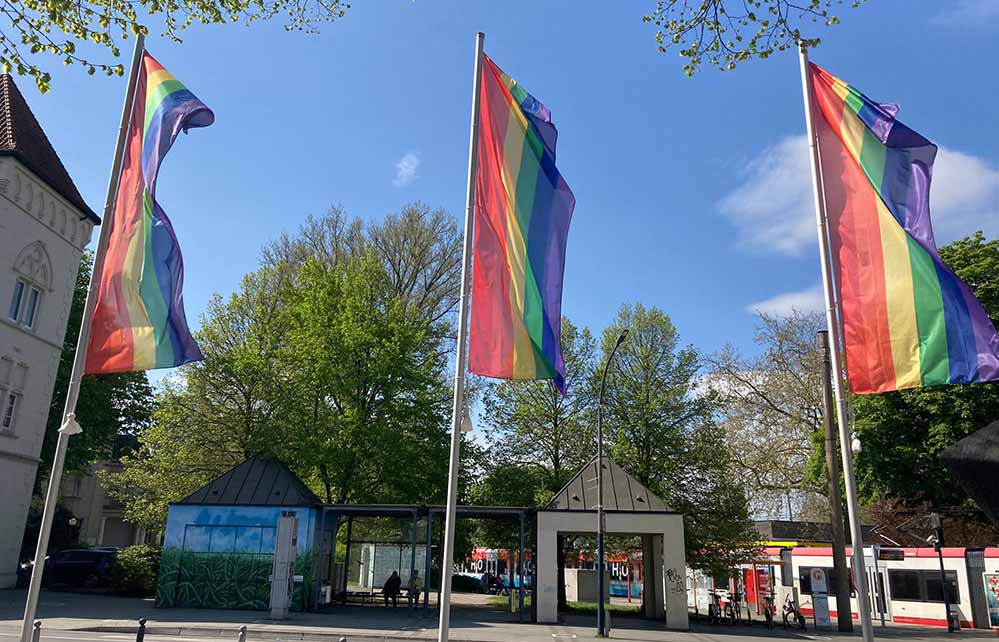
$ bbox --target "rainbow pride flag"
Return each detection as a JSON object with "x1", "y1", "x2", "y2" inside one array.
[
  {"x1": 85, "y1": 52, "x2": 213, "y2": 374},
  {"x1": 809, "y1": 63, "x2": 999, "y2": 394},
  {"x1": 469, "y1": 54, "x2": 574, "y2": 392}
]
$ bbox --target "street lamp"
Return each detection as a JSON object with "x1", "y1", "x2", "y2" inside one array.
[{"x1": 596, "y1": 329, "x2": 628, "y2": 637}]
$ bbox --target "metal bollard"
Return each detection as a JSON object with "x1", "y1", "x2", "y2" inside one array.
[
  {"x1": 136, "y1": 618, "x2": 147, "y2": 642},
  {"x1": 31, "y1": 620, "x2": 41, "y2": 642},
  {"x1": 238, "y1": 625, "x2": 247, "y2": 642}
]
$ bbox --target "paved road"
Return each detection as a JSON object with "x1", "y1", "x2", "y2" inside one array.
[{"x1": 0, "y1": 589, "x2": 993, "y2": 642}]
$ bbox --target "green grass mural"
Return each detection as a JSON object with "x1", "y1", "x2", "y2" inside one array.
[{"x1": 156, "y1": 505, "x2": 317, "y2": 611}]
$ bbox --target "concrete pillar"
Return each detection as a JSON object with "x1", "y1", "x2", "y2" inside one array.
[
  {"x1": 662, "y1": 522, "x2": 689, "y2": 630},
  {"x1": 641, "y1": 534, "x2": 661, "y2": 620},
  {"x1": 536, "y1": 514, "x2": 559, "y2": 623}
]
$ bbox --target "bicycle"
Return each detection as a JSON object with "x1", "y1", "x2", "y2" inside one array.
[{"x1": 782, "y1": 594, "x2": 806, "y2": 631}]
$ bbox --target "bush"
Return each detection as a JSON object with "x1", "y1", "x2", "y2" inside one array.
[{"x1": 110, "y1": 545, "x2": 161, "y2": 596}]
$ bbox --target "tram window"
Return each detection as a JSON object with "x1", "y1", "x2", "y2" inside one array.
[
  {"x1": 888, "y1": 569, "x2": 960, "y2": 603},
  {"x1": 798, "y1": 566, "x2": 855, "y2": 596},
  {"x1": 926, "y1": 572, "x2": 960, "y2": 603},
  {"x1": 889, "y1": 570, "x2": 922, "y2": 600}
]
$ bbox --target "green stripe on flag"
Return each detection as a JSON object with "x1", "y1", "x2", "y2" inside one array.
[{"x1": 907, "y1": 237, "x2": 950, "y2": 386}]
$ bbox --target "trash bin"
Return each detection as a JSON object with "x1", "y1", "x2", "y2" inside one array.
[{"x1": 948, "y1": 607, "x2": 961, "y2": 632}]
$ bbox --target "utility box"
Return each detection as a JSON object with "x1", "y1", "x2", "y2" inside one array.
[{"x1": 270, "y1": 513, "x2": 298, "y2": 619}]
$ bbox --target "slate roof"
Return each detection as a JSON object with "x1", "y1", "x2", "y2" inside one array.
[
  {"x1": 940, "y1": 420, "x2": 999, "y2": 523},
  {"x1": 177, "y1": 455, "x2": 322, "y2": 507},
  {"x1": 0, "y1": 74, "x2": 98, "y2": 222},
  {"x1": 546, "y1": 456, "x2": 672, "y2": 512}
]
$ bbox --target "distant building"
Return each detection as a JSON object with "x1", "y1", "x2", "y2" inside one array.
[
  {"x1": 0, "y1": 73, "x2": 98, "y2": 587},
  {"x1": 61, "y1": 459, "x2": 152, "y2": 548}
]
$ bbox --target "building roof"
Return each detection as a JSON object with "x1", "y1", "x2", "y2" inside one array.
[
  {"x1": 546, "y1": 456, "x2": 672, "y2": 512},
  {"x1": 0, "y1": 74, "x2": 98, "y2": 222},
  {"x1": 940, "y1": 420, "x2": 999, "y2": 523},
  {"x1": 176, "y1": 455, "x2": 322, "y2": 507}
]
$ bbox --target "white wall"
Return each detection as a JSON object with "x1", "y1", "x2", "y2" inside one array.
[
  {"x1": 0, "y1": 157, "x2": 91, "y2": 587},
  {"x1": 536, "y1": 511, "x2": 688, "y2": 629}
]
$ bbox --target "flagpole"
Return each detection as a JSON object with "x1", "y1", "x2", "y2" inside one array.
[
  {"x1": 436, "y1": 31, "x2": 484, "y2": 642},
  {"x1": 798, "y1": 46, "x2": 875, "y2": 642},
  {"x1": 19, "y1": 34, "x2": 145, "y2": 642}
]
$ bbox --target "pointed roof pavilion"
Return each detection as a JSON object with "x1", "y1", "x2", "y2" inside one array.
[
  {"x1": 0, "y1": 74, "x2": 98, "y2": 222},
  {"x1": 546, "y1": 456, "x2": 671, "y2": 512},
  {"x1": 176, "y1": 454, "x2": 322, "y2": 507}
]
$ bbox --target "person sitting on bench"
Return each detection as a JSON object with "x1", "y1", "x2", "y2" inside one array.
[
  {"x1": 383, "y1": 571, "x2": 402, "y2": 607},
  {"x1": 408, "y1": 570, "x2": 423, "y2": 607}
]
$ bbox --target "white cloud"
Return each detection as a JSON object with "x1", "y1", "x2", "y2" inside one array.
[
  {"x1": 746, "y1": 284, "x2": 824, "y2": 317},
  {"x1": 392, "y1": 151, "x2": 420, "y2": 187},
  {"x1": 721, "y1": 134, "x2": 999, "y2": 257},
  {"x1": 719, "y1": 135, "x2": 814, "y2": 256},
  {"x1": 932, "y1": 0, "x2": 999, "y2": 27}
]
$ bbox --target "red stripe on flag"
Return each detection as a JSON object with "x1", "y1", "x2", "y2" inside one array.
[
  {"x1": 811, "y1": 71, "x2": 896, "y2": 393},
  {"x1": 469, "y1": 57, "x2": 516, "y2": 379},
  {"x1": 85, "y1": 67, "x2": 149, "y2": 374}
]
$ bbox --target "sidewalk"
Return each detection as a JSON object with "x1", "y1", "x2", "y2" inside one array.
[{"x1": 0, "y1": 590, "x2": 992, "y2": 642}]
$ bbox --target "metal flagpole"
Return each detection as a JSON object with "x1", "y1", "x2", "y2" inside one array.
[
  {"x1": 19, "y1": 33, "x2": 145, "y2": 642},
  {"x1": 797, "y1": 47, "x2": 875, "y2": 642},
  {"x1": 437, "y1": 30, "x2": 484, "y2": 642}
]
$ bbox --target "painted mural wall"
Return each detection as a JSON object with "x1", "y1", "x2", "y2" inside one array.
[{"x1": 156, "y1": 505, "x2": 317, "y2": 611}]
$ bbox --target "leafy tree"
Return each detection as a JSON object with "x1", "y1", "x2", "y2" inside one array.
[
  {"x1": 479, "y1": 318, "x2": 598, "y2": 501},
  {"x1": 711, "y1": 310, "x2": 829, "y2": 519},
  {"x1": 601, "y1": 303, "x2": 756, "y2": 578},
  {"x1": 643, "y1": 0, "x2": 867, "y2": 76},
  {"x1": 39, "y1": 251, "x2": 154, "y2": 490},
  {"x1": 106, "y1": 204, "x2": 459, "y2": 529},
  {"x1": 1, "y1": 0, "x2": 349, "y2": 92}
]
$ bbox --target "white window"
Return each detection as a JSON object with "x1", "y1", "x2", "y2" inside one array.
[
  {"x1": 1, "y1": 391, "x2": 18, "y2": 431},
  {"x1": 7, "y1": 279, "x2": 41, "y2": 329}
]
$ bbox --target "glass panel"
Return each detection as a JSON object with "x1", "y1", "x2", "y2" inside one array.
[
  {"x1": 798, "y1": 567, "x2": 814, "y2": 595},
  {"x1": 926, "y1": 571, "x2": 960, "y2": 603},
  {"x1": 24, "y1": 288, "x2": 39, "y2": 327},
  {"x1": 889, "y1": 570, "x2": 922, "y2": 600},
  {"x1": 259, "y1": 527, "x2": 276, "y2": 554},
  {"x1": 184, "y1": 526, "x2": 211, "y2": 553},
  {"x1": 210, "y1": 526, "x2": 236, "y2": 553},
  {"x1": 234, "y1": 527, "x2": 262, "y2": 553},
  {"x1": 8, "y1": 281, "x2": 23, "y2": 320},
  {"x1": 2, "y1": 393, "x2": 17, "y2": 429}
]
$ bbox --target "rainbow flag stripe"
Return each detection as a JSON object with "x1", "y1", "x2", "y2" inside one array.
[
  {"x1": 469, "y1": 54, "x2": 575, "y2": 392},
  {"x1": 86, "y1": 52, "x2": 214, "y2": 375},
  {"x1": 809, "y1": 63, "x2": 999, "y2": 393}
]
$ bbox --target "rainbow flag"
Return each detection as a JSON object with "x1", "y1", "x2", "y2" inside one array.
[
  {"x1": 469, "y1": 54, "x2": 574, "y2": 392},
  {"x1": 809, "y1": 63, "x2": 999, "y2": 394},
  {"x1": 85, "y1": 52, "x2": 214, "y2": 375}
]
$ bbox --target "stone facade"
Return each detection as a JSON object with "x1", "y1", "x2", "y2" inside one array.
[
  {"x1": 61, "y1": 461, "x2": 150, "y2": 549},
  {"x1": 0, "y1": 156, "x2": 93, "y2": 587}
]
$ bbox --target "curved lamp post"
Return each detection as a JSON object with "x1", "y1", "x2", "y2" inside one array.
[{"x1": 596, "y1": 329, "x2": 628, "y2": 637}]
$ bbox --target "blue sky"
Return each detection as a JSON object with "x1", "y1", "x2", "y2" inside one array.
[{"x1": 24, "y1": 0, "x2": 999, "y2": 378}]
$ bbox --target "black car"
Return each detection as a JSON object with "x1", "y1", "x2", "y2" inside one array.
[{"x1": 29, "y1": 548, "x2": 118, "y2": 589}]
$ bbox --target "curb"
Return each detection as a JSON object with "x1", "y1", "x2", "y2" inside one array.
[{"x1": 75, "y1": 625, "x2": 464, "y2": 642}]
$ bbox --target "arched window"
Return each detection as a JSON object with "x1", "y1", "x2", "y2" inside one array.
[{"x1": 8, "y1": 241, "x2": 52, "y2": 330}]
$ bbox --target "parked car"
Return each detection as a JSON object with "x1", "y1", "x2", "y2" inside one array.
[{"x1": 17, "y1": 548, "x2": 118, "y2": 589}]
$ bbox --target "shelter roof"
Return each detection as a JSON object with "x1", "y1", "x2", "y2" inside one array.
[
  {"x1": 0, "y1": 74, "x2": 97, "y2": 222},
  {"x1": 176, "y1": 455, "x2": 322, "y2": 507},
  {"x1": 940, "y1": 420, "x2": 999, "y2": 523},
  {"x1": 545, "y1": 456, "x2": 671, "y2": 512}
]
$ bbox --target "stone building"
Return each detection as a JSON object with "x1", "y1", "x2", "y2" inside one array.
[
  {"x1": 61, "y1": 458, "x2": 151, "y2": 549},
  {"x1": 0, "y1": 74, "x2": 98, "y2": 587}
]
